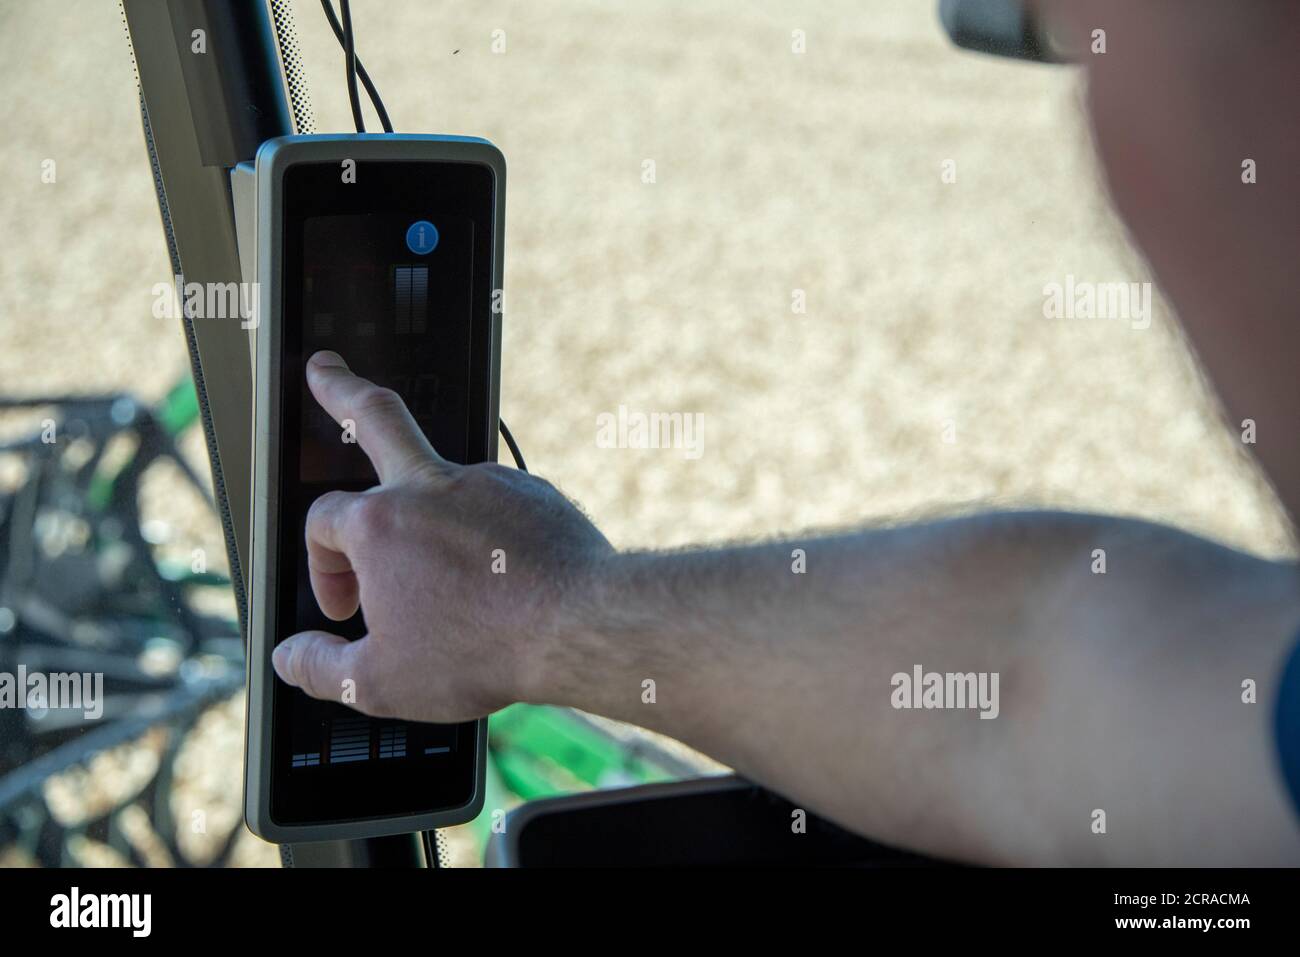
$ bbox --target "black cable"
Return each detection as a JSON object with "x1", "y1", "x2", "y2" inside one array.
[
  {"x1": 319, "y1": 0, "x2": 393, "y2": 132},
  {"x1": 320, "y1": 0, "x2": 526, "y2": 473},
  {"x1": 499, "y1": 418, "x2": 527, "y2": 472},
  {"x1": 339, "y1": 0, "x2": 365, "y2": 132}
]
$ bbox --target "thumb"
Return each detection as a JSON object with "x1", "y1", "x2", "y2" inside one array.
[{"x1": 272, "y1": 631, "x2": 370, "y2": 706}]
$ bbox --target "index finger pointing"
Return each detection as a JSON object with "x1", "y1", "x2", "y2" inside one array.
[{"x1": 306, "y1": 351, "x2": 452, "y2": 484}]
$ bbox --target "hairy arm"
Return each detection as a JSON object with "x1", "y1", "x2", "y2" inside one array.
[
  {"x1": 275, "y1": 352, "x2": 1300, "y2": 865},
  {"x1": 532, "y1": 515, "x2": 1300, "y2": 865}
]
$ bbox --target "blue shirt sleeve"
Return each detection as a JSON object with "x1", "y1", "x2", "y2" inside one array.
[{"x1": 1276, "y1": 632, "x2": 1300, "y2": 818}]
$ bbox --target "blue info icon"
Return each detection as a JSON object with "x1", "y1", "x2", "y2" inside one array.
[{"x1": 405, "y1": 220, "x2": 439, "y2": 255}]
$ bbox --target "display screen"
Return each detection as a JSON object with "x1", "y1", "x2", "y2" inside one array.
[{"x1": 270, "y1": 159, "x2": 494, "y2": 826}]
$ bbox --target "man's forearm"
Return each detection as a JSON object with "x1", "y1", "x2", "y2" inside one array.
[{"x1": 528, "y1": 511, "x2": 1300, "y2": 864}]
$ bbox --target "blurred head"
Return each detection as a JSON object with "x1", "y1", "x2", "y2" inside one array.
[{"x1": 1041, "y1": 0, "x2": 1300, "y2": 521}]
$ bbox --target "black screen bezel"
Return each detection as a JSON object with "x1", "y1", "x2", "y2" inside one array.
[{"x1": 268, "y1": 158, "x2": 494, "y2": 827}]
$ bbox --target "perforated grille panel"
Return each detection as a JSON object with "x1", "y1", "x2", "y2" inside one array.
[{"x1": 270, "y1": 0, "x2": 315, "y2": 133}]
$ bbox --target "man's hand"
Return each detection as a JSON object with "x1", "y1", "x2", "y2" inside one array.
[{"x1": 271, "y1": 350, "x2": 614, "y2": 722}]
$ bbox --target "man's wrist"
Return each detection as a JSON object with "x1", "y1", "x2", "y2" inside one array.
[
  {"x1": 522, "y1": 546, "x2": 748, "y2": 749},
  {"x1": 519, "y1": 550, "x2": 639, "y2": 714}
]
